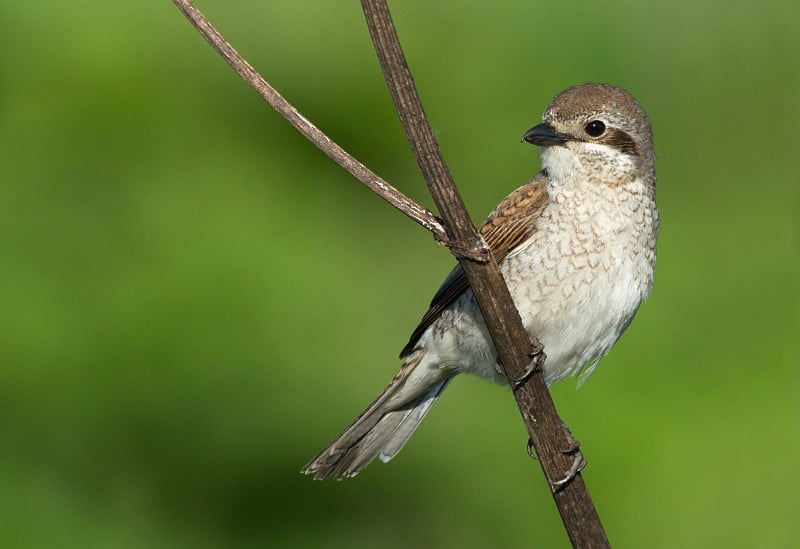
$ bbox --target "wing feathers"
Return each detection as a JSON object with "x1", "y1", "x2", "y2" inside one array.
[{"x1": 400, "y1": 173, "x2": 549, "y2": 357}]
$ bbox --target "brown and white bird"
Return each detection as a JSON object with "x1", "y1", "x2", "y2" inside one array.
[{"x1": 302, "y1": 82, "x2": 659, "y2": 480}]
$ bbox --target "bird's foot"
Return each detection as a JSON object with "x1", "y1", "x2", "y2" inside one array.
[
  {"x1": 513, "y1": 345, "x2": 545, "y2": 390},
  {"x1": 550, "y1": 449, "x2": 587, "y2": 492},
  {"x1": 549, "y1": 422, "x2": 586, "y2": 492}
]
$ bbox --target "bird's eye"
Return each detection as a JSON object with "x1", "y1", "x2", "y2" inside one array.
[{"x1": 584, "y1": 120, "x2": 606, "y2": 138}]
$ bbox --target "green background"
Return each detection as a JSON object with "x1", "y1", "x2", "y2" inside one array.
[{"x1": 2, "y1": 1, "x2": 798, "y2": 547}]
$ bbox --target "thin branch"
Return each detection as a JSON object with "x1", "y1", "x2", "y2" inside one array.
[
  {"x1": 170, "y1": 0, "x2": 449, "y2": 245},
  {"x1": 360, "y1": 1, "x2": 609, "y2": 547}
]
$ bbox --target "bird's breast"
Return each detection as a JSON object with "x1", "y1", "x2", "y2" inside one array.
[{"x1": 502, "y1": 180, "x2": 658, "y2": 383}]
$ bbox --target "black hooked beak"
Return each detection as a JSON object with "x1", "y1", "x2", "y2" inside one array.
[{"x1": 521, "y1": 123, "x2": 570, "y2": 146}]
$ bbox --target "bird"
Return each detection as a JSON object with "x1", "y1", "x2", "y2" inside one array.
[{"x1": 301, "y1": 82, "x2": 659, "y2": 480}]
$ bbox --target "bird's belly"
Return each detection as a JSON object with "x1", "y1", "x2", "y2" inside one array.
[{"x1": 509, "y1": 241, "x2": 652, "y2": 384}]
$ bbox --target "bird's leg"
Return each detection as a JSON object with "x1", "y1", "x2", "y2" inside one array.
[
  {"x1": 513, "y1": 345, "x2": 545, "y2": 390},
  {"x1": 549, "y1": 420, "x2": 587, "y2": 492}
]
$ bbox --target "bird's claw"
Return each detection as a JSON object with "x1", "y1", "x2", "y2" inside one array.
[
  {"x1": 528, "y1": 434, "x2": 585, "y2": 491},
  {"x1": 513, "y1": 346, "x2": 545, "y2": 390},
  {"x1": 550, "y1": 449, "x2": 587, "y2": 492},
  {"x1": 526, "y1": 437, "x2": 538, "y2": 460},
  {"x1": 549, "y1": 423, "x2": 586, "y2": 492}
]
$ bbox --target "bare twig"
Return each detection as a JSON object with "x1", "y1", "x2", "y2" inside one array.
[
  {"x1": 361, "y1": 2, "x2": 609, "y2": 547},
  {"x1": 170, "y1": 0, "x2": 449, "y2": 245},
  {"x1": 172, "y1": 1, "x2": 609, "y2": 546}
]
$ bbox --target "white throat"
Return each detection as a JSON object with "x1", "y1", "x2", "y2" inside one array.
[{"x1": 540, "y1": 144, "x2": 640, "y2": 193}]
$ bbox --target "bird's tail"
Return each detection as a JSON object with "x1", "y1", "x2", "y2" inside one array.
[{"x1": 301, "y1": 353, "x2": 452, "y2": 480}]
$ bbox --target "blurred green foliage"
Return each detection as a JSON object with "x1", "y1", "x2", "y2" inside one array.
[{"x1": 1, "y1": 1, "x2": 798, "y2": 547}]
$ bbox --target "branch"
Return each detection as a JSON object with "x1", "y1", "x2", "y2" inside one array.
[
  {"x1": 170, "y1": 0, "x2": 452, "y2": 247},
  {"x1": 171, "y1": 1, "x2": 609, "y2": 546},
  {"x1": 361, "y1": 1, "x2": 609, "y2": 547}
]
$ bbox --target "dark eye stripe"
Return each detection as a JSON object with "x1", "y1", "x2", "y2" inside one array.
[{"x1": 602, "y1": 128, "x2": 638, "y2": 155}]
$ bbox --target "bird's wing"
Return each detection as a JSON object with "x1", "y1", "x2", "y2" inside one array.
[{"x1": 399, "y1": 172, "x2": 550, "y2": 358}]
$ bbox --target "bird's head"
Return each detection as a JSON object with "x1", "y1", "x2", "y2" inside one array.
[{"x1": 522, "y1": 83, "x2": 655, "y2": 187}]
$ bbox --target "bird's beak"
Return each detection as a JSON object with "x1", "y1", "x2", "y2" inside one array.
[{"x1": 521, "y1": 123, "x2": 570, "y2": 146}]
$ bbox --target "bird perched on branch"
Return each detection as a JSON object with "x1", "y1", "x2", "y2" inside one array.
[{"x1": 302, "y1": 83, "x2": 659, "y2": 480}]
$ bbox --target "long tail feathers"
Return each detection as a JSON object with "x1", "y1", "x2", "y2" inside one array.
[
  {"x1": 378, "y1": 379, "x2": 450, "y2": 463},
  {"x1": 301, "y1": 356, "x2": 451, "y2": 480}
]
